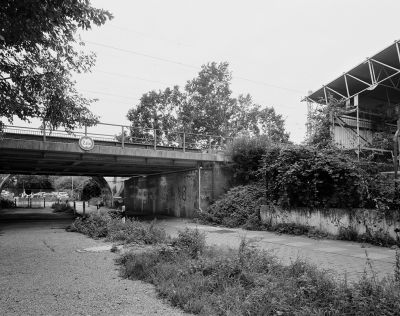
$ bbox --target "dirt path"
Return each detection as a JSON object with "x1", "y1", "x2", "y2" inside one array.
[{"x1": 0, "y1": 209, "x2": 188, "y2": 316}]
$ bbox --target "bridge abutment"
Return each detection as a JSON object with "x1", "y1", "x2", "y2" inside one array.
[{"x1": 124, "y1": 163, "x2": 232, "y2": 218}]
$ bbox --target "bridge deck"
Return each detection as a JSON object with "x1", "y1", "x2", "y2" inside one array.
[{"x1": 0, "y1": 134, "x2": 228, "y2": 176}]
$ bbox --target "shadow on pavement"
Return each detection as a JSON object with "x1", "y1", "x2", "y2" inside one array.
[{"x1": 0, "y1": 207, "x2": 75, "y2": 223}]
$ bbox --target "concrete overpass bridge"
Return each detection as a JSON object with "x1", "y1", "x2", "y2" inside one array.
[
  {"x1": 0, "y1": 122, "x2": 232, "y2": 216},
  {"x1": 0, "y1": 123, "x2": 230, "y2": 177}
]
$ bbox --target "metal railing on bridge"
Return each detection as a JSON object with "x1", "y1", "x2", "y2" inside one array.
[{"x1": 3, "y1": 123, "x2": 231, "y2": 152}]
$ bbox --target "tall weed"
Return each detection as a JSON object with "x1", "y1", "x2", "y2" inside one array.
[
  {"x1": 117, "y1": 234, "x2": 400, "y2": 315},
  {"x1": 68, "y1": 211, "x2": 166, "y2": 244}
]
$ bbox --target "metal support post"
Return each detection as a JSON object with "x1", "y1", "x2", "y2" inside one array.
[
  {"x1": 198, "y1": 166, "x2": 203, "y2": 212},
  {"x1": 355, "y1": 95, "x2": 360, "y2": 161},
  {"x1": 153, "y1": 129, "x2": 157, "y2": 150},
  {"x1": 183, "y1": 132, "x2": 186, "y2": 152},
  {"x1": 43, "y1": 119, "x2": 46, "y2": 142},
  {"x1": 43, "y1": 197, "x2": 45, "y2": 208},
  {"x1": 83, "y1": 201, "x2": 86, "y2": 217},
  {"x1": 84, "y1": 124, "x2": 87, "y2": 136},
  {"x1": 394, "y1": 130, "x2": 399, "y2": 180},
  {"x1": 121, "y1": 126, "x2": 125, "y2": 149},
  {"x1": 395, "y1": 107, "x2": 400, "y2": 180}
]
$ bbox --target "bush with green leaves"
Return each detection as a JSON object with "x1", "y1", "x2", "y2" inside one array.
[
  {"x1": 51, "y1": 202, "x2": 74, "y2": 214},
  {"x1": 67, "y1": 211, "x2": 167, "y2": 244},
  {"x1": 260, "y1": 146, "x2": 371, "y2": 209},
  {"x1": 171, "y1": 228, "x2": 206, "y2": 259},
  {"x1": 197, "y1": 184, "x2": 265, "y2": 228},
  {"x1": 68, "y1": 211, "x2": 111, "y2": 238},
  {"x1": 226, "y1": 135, "x2": 274, "y2": 184},
  {"x1": 107, "y1": 218, "x2": 166, "y2": 244}
]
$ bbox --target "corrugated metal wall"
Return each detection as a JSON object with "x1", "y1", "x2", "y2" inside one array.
[
  {"x1": 333, "y1": 116, "x2": 372, "y2": 149},
  {"x1": 333, "y1": 116, "x2": 376, "y2": 149}
]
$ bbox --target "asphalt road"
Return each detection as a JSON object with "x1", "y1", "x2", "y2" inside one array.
[{"x1": 0, "y1": 208, "x2": 188, "y2": 316}]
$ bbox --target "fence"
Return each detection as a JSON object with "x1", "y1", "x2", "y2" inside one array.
[
  {"x1": 3, "y1": 122, "x2": 232, "y2": 152},
  {"x1": 14, "y1": 197, "x2": 69, "y2": 208}
]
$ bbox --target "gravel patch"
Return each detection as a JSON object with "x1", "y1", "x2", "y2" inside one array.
[{"x1": 0, "y1": 218, "x2": 190, "y2": 316}]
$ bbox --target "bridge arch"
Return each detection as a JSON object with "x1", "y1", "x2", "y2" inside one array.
[
  {"x1": 0, "y1": 174, "x2": 114, "y2": 207},
  {"x1": 0, "y1": 174, "x2": 11, "y2": 192}
]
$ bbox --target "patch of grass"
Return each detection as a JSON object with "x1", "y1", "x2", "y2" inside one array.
[
  {"x1": 338, "y1": 226, "x2": 400, "y2": 247},
  {"x1": 106, "y1": 218, "x2": 166, "y2": 244},
  {"x1": 117, "y1": 229, "x2": 400, "y2": 315},
  {"x1": 266, "y1": 222, "x2": 329, "y2": 239},
  {"x1": 67, "y1": 211, "x2": 166, "y2": 244}
]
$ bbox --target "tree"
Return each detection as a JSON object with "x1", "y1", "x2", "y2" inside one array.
[
  {"x1": 126, "y1": 62, "x2": 290, "y2": 146},
  {"x1": 182, "y1": 62, "x2": 237, "y2": 137},
  {"x1": 50, "y1": 175, "x2": 89, "y2": 199},
  {"x1": 3, "y1": 175, "x2": 53, "y2": 192},
  {"x1": 0, "y1": 0, "x2": 112, "y2": 131},
  {"x1": 126, "y1": 86, "x2": 183, "y2": 145}
]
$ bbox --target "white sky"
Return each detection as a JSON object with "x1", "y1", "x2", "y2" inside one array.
[{"x1": 16, "y1": 0, "x2": 400, "y2": 143}]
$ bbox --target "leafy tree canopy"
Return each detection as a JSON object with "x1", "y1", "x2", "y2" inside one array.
[
  {"x1": 127, "y1": 62, "x2": 289, "y2": 143},
  {"x1": 0, "y1": 0, "x2": 112, "y2": 131},
  {"x1": 4, "y1": 175, "x2": 53, "y2": 190}
]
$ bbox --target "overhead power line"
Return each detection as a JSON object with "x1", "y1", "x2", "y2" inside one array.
[
  {"x1": 80, "y1": 88, "x2": 137, "y2": 100},
  {"x1": 95, "y1": 69, "x2": 170, "y2": 85},
  {"x1": 84, "y1": 40, "x2": 304, "y2": 96},
  {"x1": 86, "y1": 40, "x2": 197, "y2": 69}
]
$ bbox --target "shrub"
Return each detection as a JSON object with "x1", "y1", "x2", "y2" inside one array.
[
  {"x1": 226, "y1": 135, "x2": 274, "y2": 184},
  {"x1": 260, "y1": 146, "x2": 371, "y2": 209},
  {"x1": 107, "y1": 218, "x2": 166, "y2": 244},
  {"x1": 172, "y1": 228, "x2": 206, "y2": 258},
  {"x1": 51, "y1": 202, "x2": 74, "y2": 214},
  {"x1": 197, "y1": 184, "x2": 265, "y2": 228},
  {"x1": 68, "y1": 211, "x2": 167, "y2": 244},
  {"x1": 68, "y1": 211, "x2": 111, "y2": 238}
]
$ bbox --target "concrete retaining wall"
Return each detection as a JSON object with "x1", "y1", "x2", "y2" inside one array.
[
  {"x1": 260, "y1": 204, "x2": 400, "y2": 240},
  {"x1": 124, "y1": 164, "x2": 232, "y2": 217}
]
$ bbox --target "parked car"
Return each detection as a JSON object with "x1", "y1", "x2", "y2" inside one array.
[
  {"x1": 43, "y1": 193, "x2": 57, "y2": 199},
  {"x1": 57, "y1": 192, "x2": 69, "y2": 199},
  {"x1": 32, "y1": 192, "x2": 45, "y2": 198}
]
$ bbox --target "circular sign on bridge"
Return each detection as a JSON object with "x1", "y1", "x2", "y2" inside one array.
[{"x1": 79, "y1": 136, "x2": 95, "y2": 151}]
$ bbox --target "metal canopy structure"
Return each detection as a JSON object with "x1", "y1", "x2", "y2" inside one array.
[
  {"x1": 306, "y1": 40, "x2": 400, "y2": 109},
  {"x1": 303, "y1": 41, "x2": 400, "y2": 175}
]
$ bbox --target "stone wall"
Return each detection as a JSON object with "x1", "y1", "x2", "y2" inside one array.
[
  {"x1": 124, "y1": 164, "x2": 232, "y2": 217},
  {"x1": 260, "y1": 204, "x2": 400, "y2": 241}
]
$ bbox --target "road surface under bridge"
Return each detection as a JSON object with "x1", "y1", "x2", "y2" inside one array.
[{"x1": 0, "y1": 123, "x2": 230, "y2": 177}]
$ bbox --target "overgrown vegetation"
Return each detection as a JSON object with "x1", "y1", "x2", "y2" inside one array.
[
  {"x1": 261, "y1": 146, "x2": 371, "y2": 209},
  {"x1": 51, "y1": 202, "x2": 74, "y2": 214},
  {"x1": 197, "y1": 185, "x2": 265, "y2": 229},
  {"x1": 227, "y1": 135, "x2": 278, "y2": 184},
  {"x1": 200, "y1": 139, "x2": 400, "y2": 245},
  {"x1": 118, "y1": 232, "x2": 400, "y2": 315},
  {"x1": 338, "y1": 226, "x2": 400, "y2": 247},
  {"x1": 68, "y1": 211, "x2": 166, "y2": 244}
]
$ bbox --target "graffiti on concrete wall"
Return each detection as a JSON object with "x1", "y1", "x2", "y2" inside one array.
[{"x1": 177, "y1": 185, "x2": 187, "y2": 201}]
